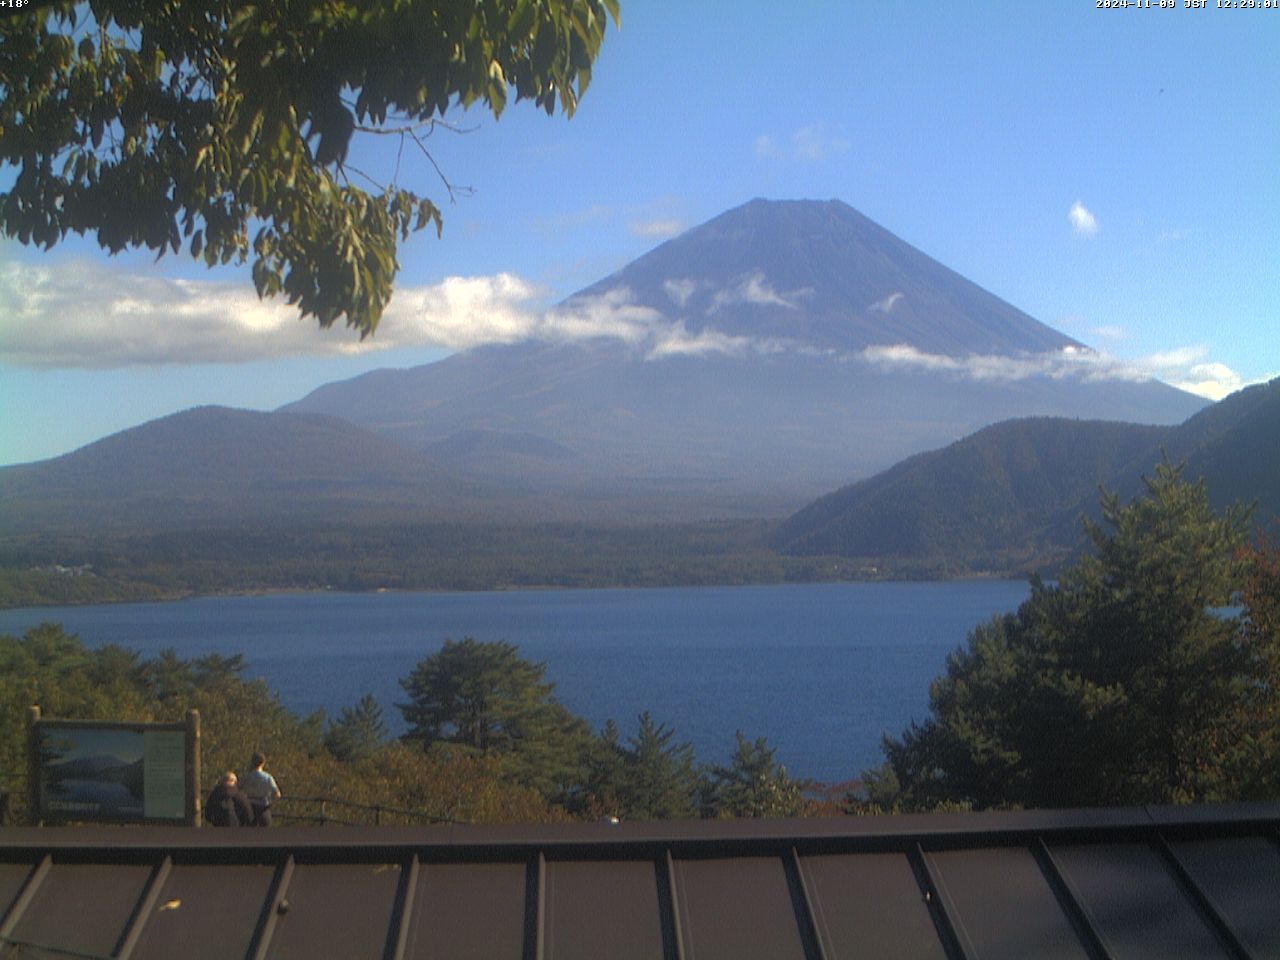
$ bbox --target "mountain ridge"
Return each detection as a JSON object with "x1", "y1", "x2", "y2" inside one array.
[
  {"x1": 0, "y1": 406, "x2": 486, "y2": 532},
  {"x1": 776, "y1": 377, "x2": 1280, "y2": 567}
]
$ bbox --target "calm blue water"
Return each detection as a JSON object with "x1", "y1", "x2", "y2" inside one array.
[{"x1": 0, "y1": 581, "x2": 1029, "y2": 783}]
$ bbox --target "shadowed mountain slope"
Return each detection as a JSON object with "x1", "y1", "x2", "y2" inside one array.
[
  {"x1": 777, "y1": 377, "x2": 1279, "y2": 568},
  {"x1": 0, "y1": 407, "x2": 482, "y2": 532},
  {"x1": 1126, "y1": 376, "x2": 1280, "y2": 513},
  {"x1": 774, "y1": 418, "x2": 1169, "y2": 565}
]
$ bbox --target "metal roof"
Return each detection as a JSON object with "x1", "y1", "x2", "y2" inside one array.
[{"x1": 1, "y1": 803, "x2": 1278, "y2": 959}]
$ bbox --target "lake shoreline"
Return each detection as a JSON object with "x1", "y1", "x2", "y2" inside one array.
[
  {"x1": 0, "y1": 518, "x2": 1053, "y2": 611},
  {"x1": 0, "y1": 566, "x2": 1030, "y2": 612}
]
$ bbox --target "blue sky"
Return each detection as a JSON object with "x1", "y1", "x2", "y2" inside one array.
[{"x1": 2, "y1": 1, "x2": 1276, "y2": 465}]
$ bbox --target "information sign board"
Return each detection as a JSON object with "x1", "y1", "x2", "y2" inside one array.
[{"x1": 28, "y1": 709, "x2": 200, "y2": 826}]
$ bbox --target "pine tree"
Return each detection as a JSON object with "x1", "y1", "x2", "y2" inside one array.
[
  {"x1": 618, "y1": 713, "x2": 700, "y2": 820},
  {"x1": 325, "y1": 694, "x2": 389, "y2": 762},
  {"x1": 702, "y1": 732, "x2": 811, "y2": 818},
  {"x1": 883, "y1": 460, "x2": 1270, "y2": 808},
  {"x1": 398, "y1": 638, "x2": 590, "y2": 799}
]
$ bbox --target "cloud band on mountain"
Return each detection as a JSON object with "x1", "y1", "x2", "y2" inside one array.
[
  {"x1": 0, "y1": 259, "x2": 789, "y2": 366},
  {"x1": 0, "y1": 258, "x2": 1250, "y2": 399},
  {"x1": 0, "y1": 259, "x2": 556, "y2": 367},
  {"x1": 859, "y1": 343, "x2": 1247, "y2": 400}
]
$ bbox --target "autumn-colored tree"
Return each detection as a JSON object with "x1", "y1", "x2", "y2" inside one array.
[{"x1": 1234, "y1": 533, "x2": 1280, "y2": 797}]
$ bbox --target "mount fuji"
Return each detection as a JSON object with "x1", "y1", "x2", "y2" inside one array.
[{"x1": 281, "y1": 198, "x2": 1205, "y2": 518}]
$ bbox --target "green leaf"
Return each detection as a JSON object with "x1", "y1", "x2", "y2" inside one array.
[{"x1": 507, "y1": 0, "x2": 536, "y2": 41}]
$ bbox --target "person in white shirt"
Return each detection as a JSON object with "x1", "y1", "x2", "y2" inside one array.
[{"x1": 240, "y1": 751, "x2": 282, "y2": 827}]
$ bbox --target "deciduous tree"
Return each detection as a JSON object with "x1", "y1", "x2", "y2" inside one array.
[{"x1": 1, "y1": 0, "x2": 619, "y2": 335}]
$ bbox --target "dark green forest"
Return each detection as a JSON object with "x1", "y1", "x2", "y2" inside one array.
[{"x1": 0, "y1": 520, "x2": 903, "y2": 610}]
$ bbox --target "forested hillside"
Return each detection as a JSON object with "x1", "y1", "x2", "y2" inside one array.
[
  {"x1": 8, "y1": 475, "x2": 1278, "y2": 825},
  {"x1": 0, "y1": 521, "x2": 812, "y2": 609},
  {"x1": 775, "y1": 418, "x2": 1168, "y2": 568},
  {"x1": 780, "y1": 376, "x2": 1280, "y2": 569}
]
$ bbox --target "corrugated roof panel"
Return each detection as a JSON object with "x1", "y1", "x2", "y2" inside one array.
[
  {"x1": 1169, "y1": 836, "x2": 1280, "y2": 960},
  {"x1": 543, "y1": 859, "x2": 667, "y2": 960},
  {"x1": 798, "y1": 851, "x2": 948, "y2": 960},
  {"x1": 927, "y1": 846, "x2": 1090, "y2": 960},
  {"x1": 130, "y1": 862, "x2": 278, "y2": 960},
  {"x1": 4, "y1": 861, "x2": 153, "y2": 959},
  {"x1": 1, "y1": 806, "x2": 1278, "y2": 960},
  {"x1": 672, "y1": 856, "x2": 809, "y2": 960},
  {"x1": 0, "y1": 861, "x2": 36, "y2": 923},
  {"x1": 403, "y1": 861, "x2": 528, "y2": 960},
  {"x1": 263, "y1": 861, "x2": 402, "y2": 959},
  {"x1": 1048, "y1": 842, "x2": 1231, "y2": 960}
]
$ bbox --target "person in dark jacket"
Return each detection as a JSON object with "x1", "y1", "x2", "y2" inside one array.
[{"x1": 204, "y1": 771, "x2": 254, "y2": 827}]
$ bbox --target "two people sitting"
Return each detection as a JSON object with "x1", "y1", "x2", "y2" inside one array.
[{"x1": 204, "y1": 752, "x2": 282, "y2": 827}]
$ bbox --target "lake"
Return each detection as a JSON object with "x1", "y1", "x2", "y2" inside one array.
[{"x1": 0, "y1": 581, "x2": 1030, "y2": 783}]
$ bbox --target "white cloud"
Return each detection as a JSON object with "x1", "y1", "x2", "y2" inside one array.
[
  {"x1": 1138, "y1": 348, "x2": 1248, "y2": 401},
  {"x1": 648, "y1": 324, "x2": 765, "y2": 360},
  {"x1": 378, "y1": 274, "x2": 550, "y2": 349},
  {"x1": 792, "y1": 124, "x2": 851, "y2": 162},
  {"x1": 708, "y1": 272, "x2": 800, "y2": 313},
  {"x1": 858, "y1": 341, "x2": 1249, "y2": 400},
  {"x1": 0, "y1": 259, "x2": 558, "y2": 367},
  {"x1": 1089, "y1": 325, "x2": 1128, "y2": 342},
  {"x1": 869, "y1": 292, "x2": 904, "y2": 314},
  {"x1": 663, "y1": 278, "x2": 697, "y2": 308},
  {"x1": 3, "y1": 260, "x2": 1254, "y2": 402},
  {"x1": 754, "y1": 134, "x2": 780, "y2": 158},
  {"x1": 1172, "y1": 363, "x2": 1244, "y2": 401},
  {"x1": 756, "y1": 124, "x2": 850, "y2": 163},
  {"x1": 540, "y1": 287, "x2": 662, "y2": 345},
  {"x1": 1069, "y1": 201, "x2": 1099, "y2": 237},
  {"x1": 1154, "y1": 227, "x2": 1192, "y2": 247},
  {"x1": 630, "y1": 218, "x2": 685, "y2": 239},
  {"x1": 0, "y1": 256, "x2": 793, "y2": 368}
]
